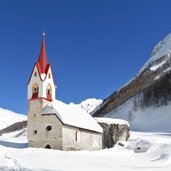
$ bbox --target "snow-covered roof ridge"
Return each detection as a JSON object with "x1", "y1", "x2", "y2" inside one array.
[
  {"x1": 94, "y1": 117, "x2": 129, "y2": 126},
  {"x1": 42, "y1": 100, "x2": 103, "y2": 133}
]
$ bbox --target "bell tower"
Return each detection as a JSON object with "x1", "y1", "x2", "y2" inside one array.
[
  {"x1": 28, "y1": 33, "x2": 56, "y2": 101},
  {"x1": 27, "y1": 33, "x2": 56, "y2": 147}
]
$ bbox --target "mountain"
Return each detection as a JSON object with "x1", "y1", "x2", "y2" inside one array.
[
  {"x1": 139, "y1": 33, "x2": 171, "y2": 73},
  {"x1": 0, "y1": 108, "x2": 27, "y2": 130},
  {"x1": 93, "y1": 33, "x2": 171, "y2": 132},
  {"x1": 69, "y1": 98, "x2": 102, "y2": 115}
]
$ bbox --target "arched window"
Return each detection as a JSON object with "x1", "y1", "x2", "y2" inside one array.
[
  {"x1": 32, "y1": 83, "x2": 39, "y2": 99},
  {"x1": 46, "y1": 84, "x2": 52, "y2": 101},
  {"x1": 44, "y1": 144, "x2": 51, "y2": 149}
]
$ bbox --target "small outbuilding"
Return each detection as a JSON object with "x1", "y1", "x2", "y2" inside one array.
[{"x1": 95, "y1": 117, "x2": 130, "y2": 148}]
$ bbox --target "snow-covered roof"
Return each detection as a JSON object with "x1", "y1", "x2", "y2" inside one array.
[
  {"x1": 42, "y1": 100, "x2": 103, "y2": 133},
  {"x1": 94, "y1": 117, "x2": 129, "y2": 126}
]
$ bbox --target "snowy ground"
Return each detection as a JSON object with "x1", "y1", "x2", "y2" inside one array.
[
  {"x1": 1, "y1": 131, "x2": 171, "y2": 170},
  {"x1": 1, "y1": 103, "x2": 171, "y2": 170}
]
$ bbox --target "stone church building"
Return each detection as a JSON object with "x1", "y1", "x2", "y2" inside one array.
[{"x1": 27, "y1": 34, "x2": 103, "y2": 150}]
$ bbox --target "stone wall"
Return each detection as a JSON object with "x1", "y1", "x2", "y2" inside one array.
[
  {"x1": 97, "y1": 122, "x2": 130, "y2": 148},
  {"x1": 28, "y1": 99, "x2": 64, "y2": 149},
  {"x1": 28, "y1": 114, "x2": 63, "y2": 150}
]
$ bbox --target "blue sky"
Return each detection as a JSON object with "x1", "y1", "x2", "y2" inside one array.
[{"x1": 1, "y1": 0, "x2": 171, "y2": 114}]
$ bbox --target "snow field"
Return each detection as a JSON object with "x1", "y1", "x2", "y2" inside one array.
[{"x1": 0, "y1": 131, "x2": 171, "y2": 170}]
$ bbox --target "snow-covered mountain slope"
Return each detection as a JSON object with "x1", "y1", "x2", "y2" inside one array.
[
  {"x1": 93, "y1": 33, "x2": 171, "y2": 132},
  {"x1": 70, "y1": 98, "x2": 102, "y2": 115},
  {"x1": 106, "y1": 95, "x2": 171, "y2": 132},
  {"x1": 140, "y1": 33, "x2": 171, "y2": 73},
  {"x1": 0, "y1": 108, "x2": 27, "y2": 130},
  {"x1": 0, "y1": 128, "x2": 27, "y2": 143}
]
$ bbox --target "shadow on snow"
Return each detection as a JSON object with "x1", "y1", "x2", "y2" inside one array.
[{"x1": 0, "y1": 140, "x2": 28, "y2": 148}]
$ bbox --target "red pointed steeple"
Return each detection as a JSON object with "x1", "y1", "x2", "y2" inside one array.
[
  {"x1": 28, "y1": 33, "x2": 56, "y2": 84},
  {"x1": 37, "y1": 33, "x2": 48, "y2": 74}
]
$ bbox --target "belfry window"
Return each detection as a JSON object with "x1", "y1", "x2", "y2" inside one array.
[
  {"x1": 46, "y1": 84, "x2": 52, "y2": 100},
  {"x1": 47, "y1": 89, "x2": 50, "y2": 95},
  {"x1": 32, "y1": 83, "x2": 39, "y2": 99}
]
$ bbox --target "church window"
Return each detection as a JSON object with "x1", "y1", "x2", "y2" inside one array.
[
  {"x1": 46, "y1": 85, "x2": 51, "y2": 95},
  {"x1": 75, "y1": 131, "x2": 78, "y2": 141},
  {"x1": 75, "y1": 130, "x2": 80, "y2": 142},
  {"x1": 89, "y1": 135, "x2": 93, "y2": 145},
  {"x1": 34, "y1": 72, "x2": 37, "y2": 77},
  {"x1": 47, "y1": 89, "x2": 50, "y2": 95},
  {"x1": 48, "y1": 73, "x2": 51, "y2": 78},
  {"x1": 46, "y1": 84, "x2": 52, "y2": 100},
  {"x1": 33, "y1": 113, "x2": 36, "y2": 117},
  {"x1": 33, "y1": 130, "x2": 37, "y2": 135},
  {"x1": 46, "y1": 125, "x2": 52, "y2": 131},
  {"x1": 45, "y1": 144, "x2": 51, "y2": 149},
  {"x1": 32, "y1": 84, "x2": 39, "y2": 99}
]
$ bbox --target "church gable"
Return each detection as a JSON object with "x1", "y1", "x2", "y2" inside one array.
[
  {"x1": 28, "y1": 64, "x2": 40, "y2": 85},
  {"x1": 45, "y1": 65, "x2": 56, "y2": 86},
  {"x1": 28, "y1": 65, "x2": 42, "y2": 100}
]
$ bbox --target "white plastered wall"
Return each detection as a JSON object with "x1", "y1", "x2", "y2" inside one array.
[{"x1": 62, "y1": 125, "x2": 102, "y2": 151}]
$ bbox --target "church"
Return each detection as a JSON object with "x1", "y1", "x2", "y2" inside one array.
[{"x1": 27, "y1": 34, "x2": 103, "y2": 150}]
